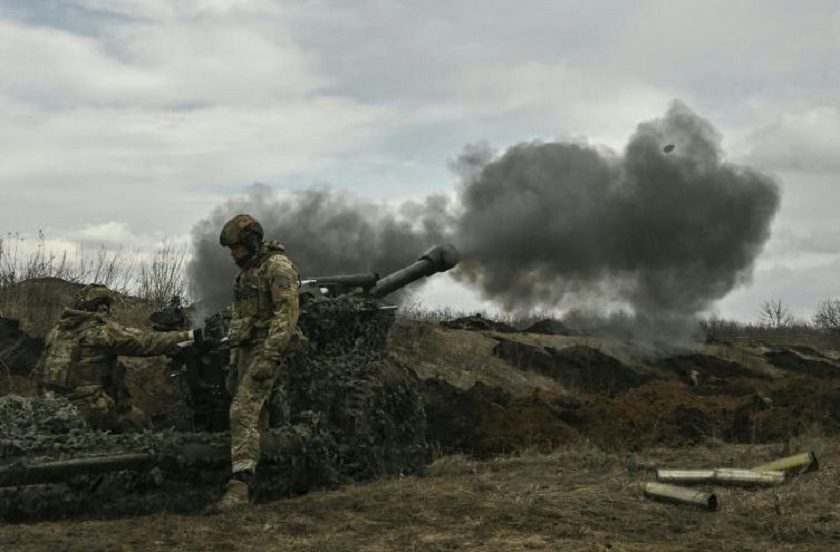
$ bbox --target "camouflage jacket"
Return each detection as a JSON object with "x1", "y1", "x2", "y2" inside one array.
[
  {"x1": 229, "y1": 240, "x2": 301, "y2": 364},
  {"x1": 34, "y1": 308, "x2": 191, "y2": 395}
]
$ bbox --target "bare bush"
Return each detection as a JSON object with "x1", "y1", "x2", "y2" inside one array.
[
  {"x1": 758, "y1": 298, "x2": 794, "y2": 329},
  {"x1": 699, "y1": 315, "x2": 743, "y2": 341},
  {"x1": 813, "y1": 298, "x2": 840, "y2": 339},
  {"x1": 0, "y1": 233, "x2": 190, "y2": 336},
  {"x1": 75, "y1": 245, "x2": 137, "y2": 293},
  {"x1": 137, "y1": 241, "x2": 188, "y2": 308}
]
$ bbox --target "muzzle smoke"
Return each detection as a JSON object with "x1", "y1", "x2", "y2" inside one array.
[
  {"x1": 188, "y1": 186, "x2": 453, "y2": 318},
  {"x1": 453, "y1": 100, "x2": 780, "y2": 339},
  {"x1": 189, "y1": 101, "x2": 780, "y2": 340}
]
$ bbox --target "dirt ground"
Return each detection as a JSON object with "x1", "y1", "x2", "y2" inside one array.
[{"x1": 4, "y1": 315, "x2": 840, "y2": 550}]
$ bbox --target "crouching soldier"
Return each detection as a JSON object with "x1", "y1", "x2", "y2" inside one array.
[{"x1": 33, "y1": 283, "x2": 196, "y2": 432}]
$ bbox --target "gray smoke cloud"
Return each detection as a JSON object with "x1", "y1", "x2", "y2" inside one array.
[
  {"x1": 453, "y1": 100, "x2": 781, "y2": 337},
  {"x1": 189, "y1": 100, "x2": 780, "y2": 342},
  {"x1": 188, "y1": 185, "x2": 453, "y2": 318}
]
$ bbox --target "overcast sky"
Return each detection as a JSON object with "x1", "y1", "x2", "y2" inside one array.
[{"x1": 1, "y1": 0, "x2": 838, "y2": 322}]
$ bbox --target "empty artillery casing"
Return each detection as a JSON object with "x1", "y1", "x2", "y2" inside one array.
[
  {"x1": 643, "y1": 482, "x2": 718, "y2": 511},
  {"x1": 656, "y1": 468, "x2": 785, "y2": 486},
  {"x1": 753, "y1": 451, "x2": 818, "y2": 474}
]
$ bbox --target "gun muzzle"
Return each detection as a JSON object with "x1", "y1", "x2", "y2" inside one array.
[{"x1": 369, "y1": 244, "x2": 460, "y2": 298}]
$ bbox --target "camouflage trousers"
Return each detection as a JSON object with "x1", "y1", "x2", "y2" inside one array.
[{"x1": 227, "y1": 347, "x2": 288, "y2": 474}]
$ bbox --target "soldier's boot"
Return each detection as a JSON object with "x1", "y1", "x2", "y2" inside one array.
[{"x1": 207, "y1": 473, "x2": 251, "y2": 514}]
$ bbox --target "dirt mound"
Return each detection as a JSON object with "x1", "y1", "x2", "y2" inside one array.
[
  {"x1": 441, "y1": 314, "x2": 517, "y2": 333},
  {"x1": 764, "y1": 348, "x2": 840, "y2": 378},
  {"x1": 415, "y1": 328, "x2": 840, "y2": 455},
  {"x1": 421, "y1": 371, "x2": 840, "y2": 455},
  {"x1": 655, "y1": 353, "x2": 767, "y2": 386},
  {"x1": 492, "y1": 338, "x2": 649, "y2": 395},
  {"x1": 421, "y1": 379, "x2": 581, "y2": 457},
  {"x1": 521, "y1": 318, "x2": 570, "y2": 335}
]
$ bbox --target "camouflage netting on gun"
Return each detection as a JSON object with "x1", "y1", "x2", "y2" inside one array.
[
  {"x1": 0, "y1": 394, "x2": 87, "y2": 436},
  {"x1": 297, "y1": 293, "x2": 397, "y2": 353},
  {"x1": 0, "y1": 398, "x2": 340, "y2": 520},
  {"x1": 192, "y1": 293, "x2": 427, "y2": 478},
  {"x1": 0, "y1": 294, "x2": 427, "y2": 520},
  {"x1": 288, "y1": 292, "x2": 427, "y2": 479}
]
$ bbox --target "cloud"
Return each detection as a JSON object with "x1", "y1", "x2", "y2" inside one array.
[
  {"x1": 716, "y1": 256, "x2": 840, "y2": 321},
  {"x1": 610, "y1": 1, "x2": 840, "y2": 98},
  {"x1": 72, "y1": 221, "x2": 134, "y2": 245},
  {"x1": 2, "y1": 0, "x2": 839, "y2": 324},
  {"x1": 0, "y1": 7, "x2": 323, "y2": 109},
  {"x1": 765, "y1": 226, "x2": 840, "y2": 257},
  {"x1": 443, "y1": 61, "x2": 671, "y2": 147},
  {"x1": 745, "y1": 103, "x2": 840, "y2": 174}
]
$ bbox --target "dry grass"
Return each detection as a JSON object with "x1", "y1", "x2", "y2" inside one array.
[
  {"x1": 3, "y1": 441, "x2": 839, "y2": 551},
  {"x1": 0, "y1": 234, "x2": 188, "y2": 337}
]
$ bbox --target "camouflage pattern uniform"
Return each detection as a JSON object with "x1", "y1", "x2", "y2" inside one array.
[
  {"x1": 212, "y1": 214, "x2": 301, "y2": 513},
  {"x1": 33, "y1": 285, "x2": 192, "y2": 431},
  {"x1": 227, "y1": 239, "x2": 301, "y2": 474}
]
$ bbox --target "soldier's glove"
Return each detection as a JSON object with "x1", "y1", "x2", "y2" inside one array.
[
  {"x1": 249, "y1": 358, "x2": 278, "y2": 383},
  {"x1": 193, "y1": 327, "x2": 205, "y2": 347}
]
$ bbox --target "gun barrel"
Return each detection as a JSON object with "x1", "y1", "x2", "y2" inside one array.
[
  {"x1": 301, "y1": 272, "x2": 379, "y2": 290},
  {"x1": 369, "y1": 244, "x2": 460, "y2": 299},
  {"x1": 0, "y1": 453, "x2": 155, "y2": 487},
  {"x1": 0, "y1": 428, "x2": 311, "y2": 489}
]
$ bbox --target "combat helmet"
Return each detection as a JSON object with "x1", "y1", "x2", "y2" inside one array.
[
  {"x1": 73, "y1": 283, "x2": 114, "y2": 312},
  {"x1": 219, "y1": 214, "x2": 264, "y2": 253}
]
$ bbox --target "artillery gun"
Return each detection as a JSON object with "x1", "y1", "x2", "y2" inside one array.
[{"x1": 0, "y1": 244, "x2": 459, "y2": 521}]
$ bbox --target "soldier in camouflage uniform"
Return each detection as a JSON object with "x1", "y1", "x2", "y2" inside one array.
[
  {"x1": 33, "y1": 284, "x2": 195, "y2": 432},
  {"x1": 212, "y1": 214, "x2": 301, "y2": 512}
]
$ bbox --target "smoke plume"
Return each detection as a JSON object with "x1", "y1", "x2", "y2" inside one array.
[
  {"x1": 189, "y1": 185, "x2": 453, "y2": 318},
  {"x1": 189, "y1": 101, "x2": 780, "y2": 341},
  {"x1": 453, "y1": 100, "x2": 780, "y2": 337}
]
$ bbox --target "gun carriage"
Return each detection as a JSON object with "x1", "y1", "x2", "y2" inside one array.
[{"x1": 0, "y1": 244, "x2": 459, "y2": 520}]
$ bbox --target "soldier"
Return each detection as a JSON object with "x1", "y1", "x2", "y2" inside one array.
[
  {"x1": 211, "y1": 214, "x2": 301, "y2": 512},
  {"x1": 33, "y1": 283, "x2": 196, "y2": 432}
]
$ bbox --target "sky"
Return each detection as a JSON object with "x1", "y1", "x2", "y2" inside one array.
[{"x1": 1, "y1": 0, "x2": 838, "y2": 323}]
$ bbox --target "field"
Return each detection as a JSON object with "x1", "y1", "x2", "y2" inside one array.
[
  {"x1": 2, "y1": 440, "x2": 839, "y2": 551},
  {"x1": 2, "y1": 280, "x2": 840, "y2": 550}
]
